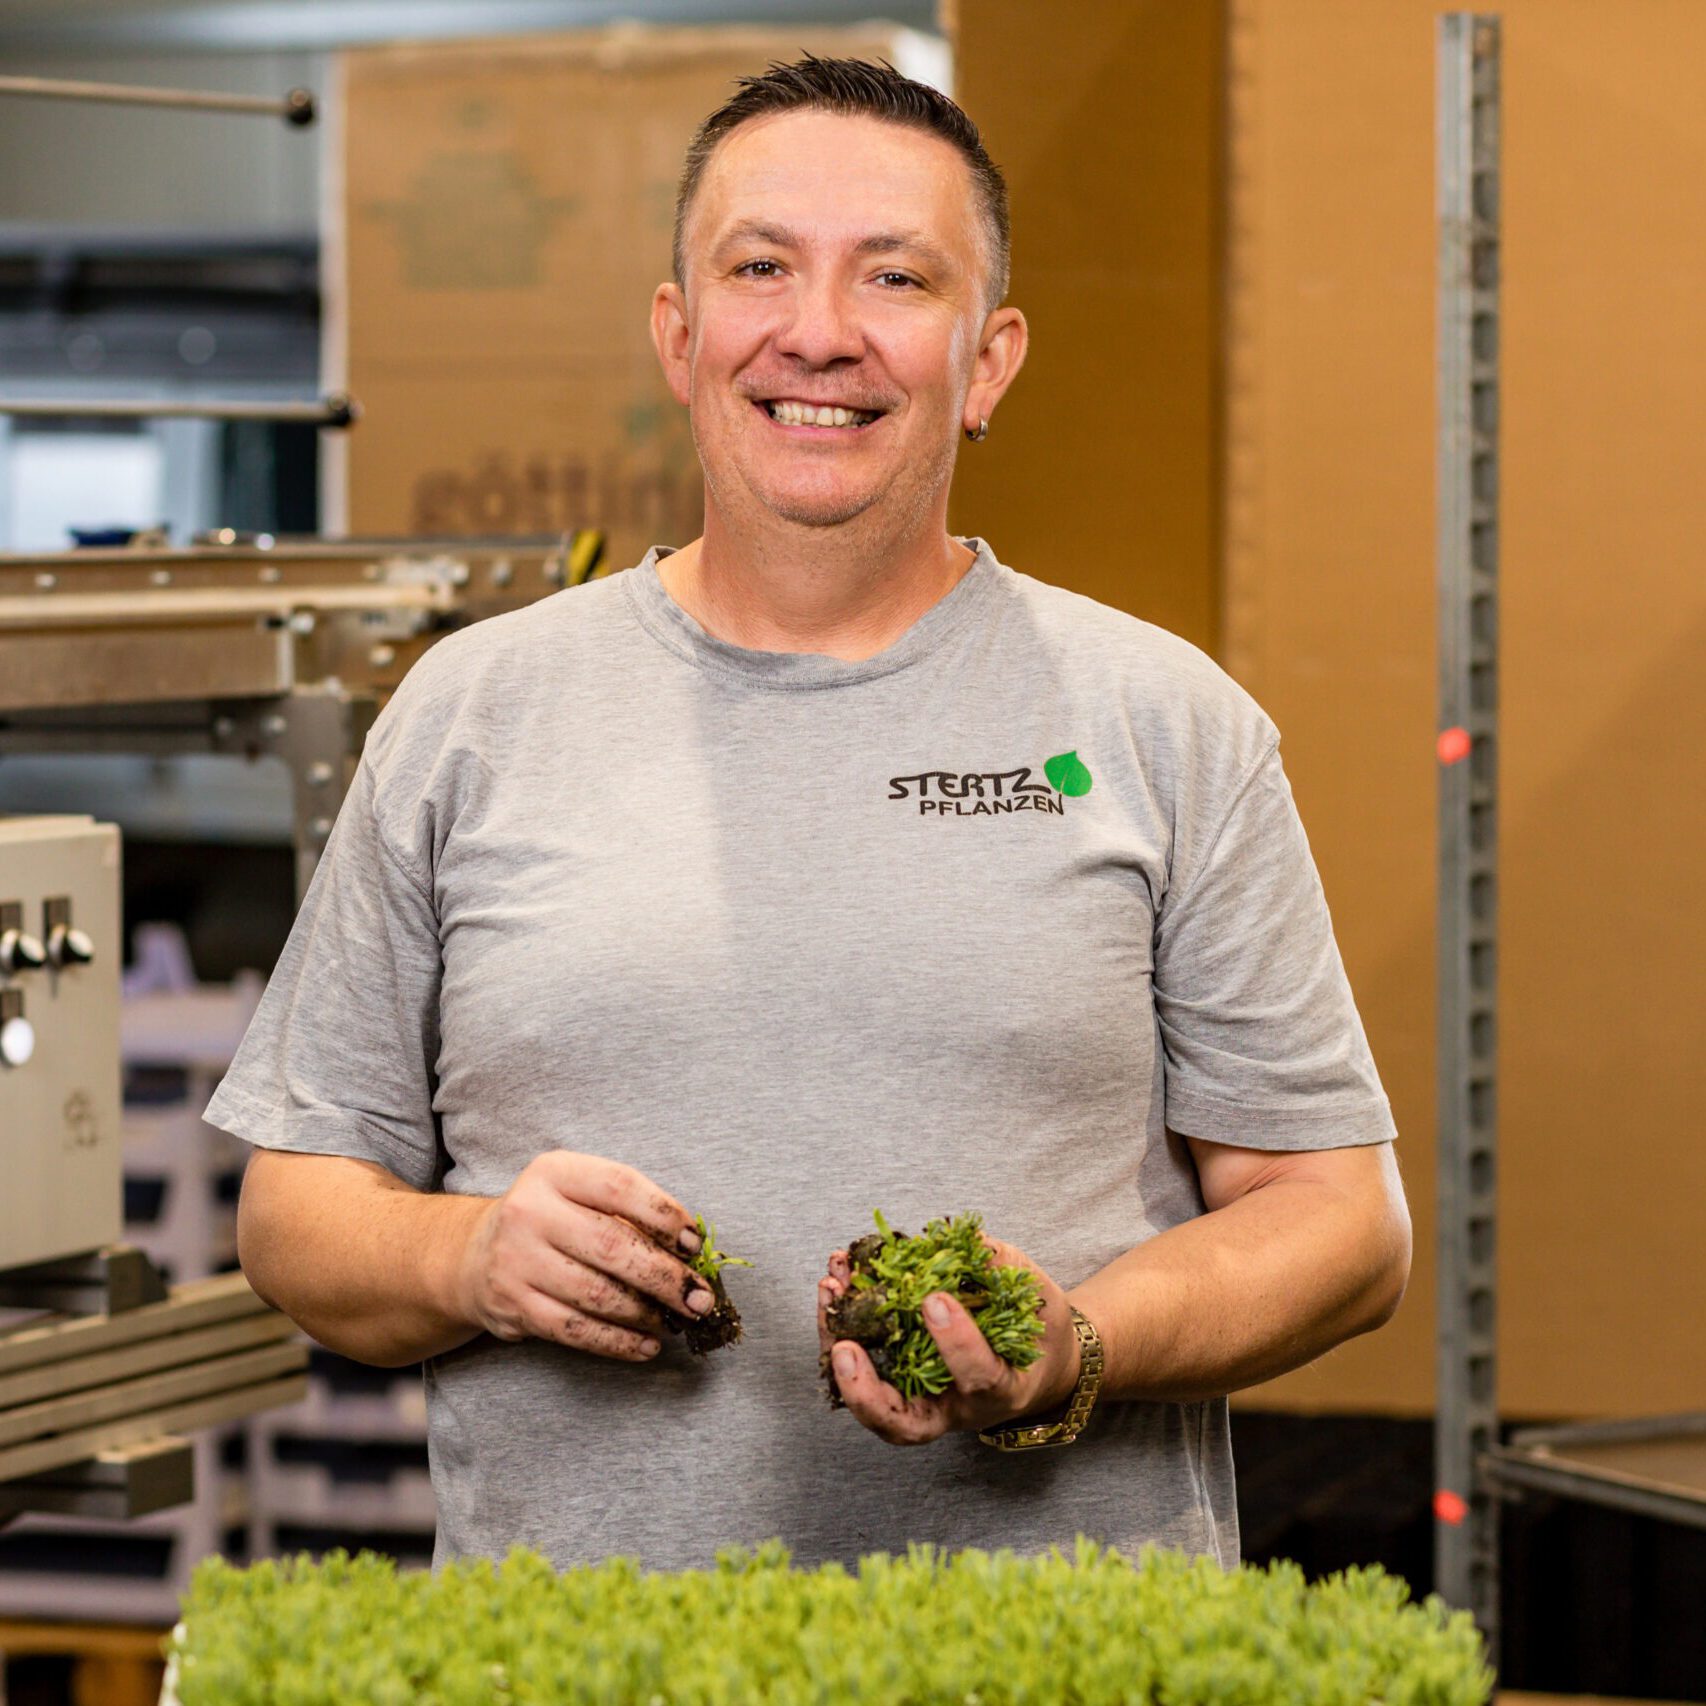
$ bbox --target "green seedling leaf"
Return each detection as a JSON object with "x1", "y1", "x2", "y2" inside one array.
[{"x1": 687, "y1": 1214, "x2": 753, "y2": 1283}]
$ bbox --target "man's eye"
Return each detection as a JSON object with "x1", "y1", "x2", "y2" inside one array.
[
  {"x1": 735, "y1": 259, "x2": 781, "y2": 278},
  {"x1": 876, "y1": 272, "x2": 918, "y2": 289}
]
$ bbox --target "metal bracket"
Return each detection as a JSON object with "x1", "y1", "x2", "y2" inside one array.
[
  {"x1": 0, "y1": 1245, "x2": 168, "y2": 1315},
  {"x1": 1484, "y1": 1412, "x2": 1706, "y2": 1531},
  {"x1": 0, "y1": 1436, "x2": 193, "y2": 1522},
  {"x1": 0, "y1": 688, "x2": 378, "y2": 904},
  {"x1": 207, "y1": 690, "x2": 378, "y2": 902}
]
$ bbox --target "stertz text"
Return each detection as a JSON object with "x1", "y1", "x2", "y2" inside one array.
[{"x1": 887, "y1": 769, "x2": 1066, "y2": 818}]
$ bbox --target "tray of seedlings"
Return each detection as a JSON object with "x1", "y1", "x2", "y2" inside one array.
[
  {"x1": 159, "y1": 1208, "x2": 1493, "y2": 1704},
  {"x1": 161, "y1": 1534, "x2": 1493, "y2": 1704}
]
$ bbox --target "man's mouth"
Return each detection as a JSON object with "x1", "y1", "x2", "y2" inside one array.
[{"x1": 756, "y1": 397, "x2": 884, "y2": 430}]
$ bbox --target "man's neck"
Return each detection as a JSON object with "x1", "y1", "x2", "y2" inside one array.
[{"x1": 655, "y1": 509, "x2": 976, "y2": 663}]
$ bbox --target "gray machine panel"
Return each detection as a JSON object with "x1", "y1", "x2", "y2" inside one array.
[{"x1": 0, "y1": 815, "x2": 122, "y2": 1270}]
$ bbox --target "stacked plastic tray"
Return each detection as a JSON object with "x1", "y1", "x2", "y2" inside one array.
[
  {"x1": 0, "y1": 1429, "x2": 245, "y2": 1624},
  {"x1": 245, "y1": 1350, "x2": 433, "y2": 1569}
]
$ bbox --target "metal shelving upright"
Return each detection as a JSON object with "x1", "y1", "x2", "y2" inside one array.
[
  {"x1": 1433, "y1": 11, "x2": 1503, "y2": 1661},
  {"x1": 1432, "y1": 14, "x2": 1706, "y2": 1680}
]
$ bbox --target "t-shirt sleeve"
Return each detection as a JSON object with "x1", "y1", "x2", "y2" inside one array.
[
  {"x1": 1153, "y1": 737, "x2": 1397, "y2": 1150},
  {"x1": 202, "y1": 753, "x2": 444, "y2": 1191}
]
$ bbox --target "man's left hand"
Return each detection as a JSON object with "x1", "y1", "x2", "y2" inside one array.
[{"x1": 817, "y1": 1234, "x2": 1083, "y2": 1446}]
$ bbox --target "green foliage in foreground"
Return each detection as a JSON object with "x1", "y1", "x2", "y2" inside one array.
[
  {"x1": 167, "y1": 1536, "x2": 1493, "y2": 1706},
  {"x1": 835, "y1": 1210, "x2": 1046, "y2": 1398}
]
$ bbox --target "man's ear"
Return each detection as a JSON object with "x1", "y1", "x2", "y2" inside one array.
[
  {"x1": 962, "y1": 306, "x2": 1028, "y2": 437},
  {"x1": 651, "y1": 282, "x2": 692, "y2": 407}
]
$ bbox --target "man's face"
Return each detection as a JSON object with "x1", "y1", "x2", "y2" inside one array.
[{"x1": 658, "y1": 109, "x2": 998, "y2": 532}]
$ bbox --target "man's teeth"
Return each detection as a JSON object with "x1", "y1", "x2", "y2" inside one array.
[{"x1": 765, "y1": 400, "x2": 878, "y2": 427}]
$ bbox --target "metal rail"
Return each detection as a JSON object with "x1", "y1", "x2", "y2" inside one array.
[
  {"x1": 0, "y1": 532, "x2": 604, "y2": 900},
  {"x1": 1483, "y1": 1412, "x2": 1706, "y2": 1531},
  {"x1": 0, "y1": 1265, "x2": 307, "y2": 1502},
  {"x1": 0, "y1": 394, "x2": 357, "y2": 427},
  {"x1": 0, "y1": 74, "x2": 314, "y2": 125},
  {"x1": 1435, "y1": 9, "x2": 1502, "y2": 1668}
]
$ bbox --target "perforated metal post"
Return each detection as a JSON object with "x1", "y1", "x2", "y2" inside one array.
[{"x1": 1435, "y1": 12, "x2": 1502, "y2": 1668}]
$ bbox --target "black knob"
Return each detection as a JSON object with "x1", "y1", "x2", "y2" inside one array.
[
  {"x1": 47, "y1": 924, "x2": 94, "y2": 968},
  {"x1": 0, "y1": 929, "x2": 46, "y2": 975}
]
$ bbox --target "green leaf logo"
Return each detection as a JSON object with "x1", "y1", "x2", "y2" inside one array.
[{"x1": 1044, "y1": 750, "x2": 1093, "y2": 796}]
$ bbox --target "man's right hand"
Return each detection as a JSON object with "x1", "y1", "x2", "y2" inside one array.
[{"x1": 453, "y1": 1151, "x2": 714, "y2": 1362}]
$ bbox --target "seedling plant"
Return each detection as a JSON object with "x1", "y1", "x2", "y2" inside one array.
[
  {"x1": 823, "y1": 1210, "x2": 1046, "y2": 1404},
  {"x1": 665, "y1": 1213, "x2": 752, "y2": 1354}
]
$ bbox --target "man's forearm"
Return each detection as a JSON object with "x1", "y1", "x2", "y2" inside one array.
[
  {"x1": 238, "y1": 1153, "x2": 490, "y2": 1368},
  {"x1": 1068, "y1": 1179, "x2": 1410, "y2": 1404}
]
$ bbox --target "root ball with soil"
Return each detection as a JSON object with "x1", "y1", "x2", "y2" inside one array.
[
  {"x1": 661, "y1": 1215, "x2": 752, "y2": 1355},
  {"x1": 821, "y1": 1210, "x2": 1046, "y2": 1406}
]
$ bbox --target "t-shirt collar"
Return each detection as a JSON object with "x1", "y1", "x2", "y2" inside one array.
[{"x1": 621, "y1": 535, "x2": 1001, "y2": 691}]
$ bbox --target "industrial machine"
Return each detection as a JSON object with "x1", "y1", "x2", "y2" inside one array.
[
  {"x1": 0, "y1": 530, "x2": 604, "y2": 899},
  {"x1": 0, "y1": 813, "x2": 304, "y2": 1521},
  {"x1": 0, "y1": 529, "x2": 601, "y2": 1529},
  {"x1": 0, "y1": 64, "x2": 606, "y2": 1552},
  {"x1": 0, "y1": 815, "x2": 122, "y2": 1270}
]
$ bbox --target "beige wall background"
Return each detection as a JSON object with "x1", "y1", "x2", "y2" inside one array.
[
  {"x1": 949, "y1": 0, "x2": 1224, "y2": 654},
  {"x1": 960, "y1": 0, "x2": 1706, "y2": 1419}
]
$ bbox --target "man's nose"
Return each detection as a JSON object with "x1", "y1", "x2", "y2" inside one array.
[{"x1": 774, "y1": 276, "x2": 866, "y2": 367}]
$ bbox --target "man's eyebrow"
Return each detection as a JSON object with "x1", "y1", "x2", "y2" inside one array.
[
  {"x1": 852, "y1": 230, "x2": 958, "y2": 274},
  {"x1": 713, "y1": 218, "x2": 799, "y2": 254},
  {"x1": 713, "y1": 218, "x2": 957, "y2": 274}
]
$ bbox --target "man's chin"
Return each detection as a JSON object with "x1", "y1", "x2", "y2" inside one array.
[
  {"x1": 767, "y1": 499, "x2": 876, "y2": 528},
  {"x1": 708, "y1": 451, "x2": 894, "y2": 530},
  {"x1": 757, "y1": 485, "x2": 882, "y2": 529}
]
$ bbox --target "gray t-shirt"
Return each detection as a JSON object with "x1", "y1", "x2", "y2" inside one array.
[{"x1": 205, "y1": 534, "x2": 1396, "y2": 1574}]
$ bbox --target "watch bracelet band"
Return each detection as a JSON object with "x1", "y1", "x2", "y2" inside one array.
[{"x1": 977, "y1": 1305, "x2": 1104, "y2": 1452}]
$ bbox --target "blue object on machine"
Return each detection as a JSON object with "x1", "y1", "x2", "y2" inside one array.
[{"x1": 68, "y1": 526, "x2": 142, "y2": 546}]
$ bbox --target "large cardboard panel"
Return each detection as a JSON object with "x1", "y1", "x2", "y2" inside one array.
[
  {"x1": 947, "y1": 0, "x2": 1223, "y2": 651},
  {"x1": 330, "y1": 24, "x2": 949, "y2": 571},
  {"x1": 1224, "y1": 1, "x2": 1706, "y2": 1417}
]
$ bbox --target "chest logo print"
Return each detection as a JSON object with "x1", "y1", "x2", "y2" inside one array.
[
  {"x1": 887, "y1": 751, "x2": 1094, "y2": 818},
  {"x1": 1043, "y1": 750, "x2": 1094, "y2": 796}
]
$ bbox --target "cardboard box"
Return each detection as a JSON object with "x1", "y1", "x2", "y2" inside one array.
[
  {"x1": 326, "y1": 23, "x2": 950, "y2": 573},
  {"x1": 1217, "y1": 0, "x2": 1706, "y2": 1418},
  {"x1": 947, "y1": 1, "x2": 1223, "y2": 654},
  {"x1": 955, "y1": 0, "x2": 1706, "y2": 1422}
]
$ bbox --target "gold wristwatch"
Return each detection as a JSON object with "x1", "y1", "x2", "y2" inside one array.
[{"x1": 977, "y1": 1306, "x2": 1105, "y2": 1451}]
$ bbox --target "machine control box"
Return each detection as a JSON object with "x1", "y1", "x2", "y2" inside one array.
[{"x1": 0, "y1": 816, "x2": 122, "y2": 1271}]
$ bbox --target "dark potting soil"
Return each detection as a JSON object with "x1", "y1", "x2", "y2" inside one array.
[{"x1": 663, "y1": 1264, "x2": 743, "y2": 1356}]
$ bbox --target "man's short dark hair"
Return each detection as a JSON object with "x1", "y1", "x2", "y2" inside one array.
[{"x1": 673, "y1": 52, "x2": 1011, "y2": 313}]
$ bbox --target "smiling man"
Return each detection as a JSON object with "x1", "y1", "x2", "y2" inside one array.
[{"x1": 211, "y1": 56, "x2": 1410, "y2": 1573}]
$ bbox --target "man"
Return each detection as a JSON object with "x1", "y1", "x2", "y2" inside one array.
[{"x1": 213, "y1": 55, "x2": 1410, "y2": 1574}]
